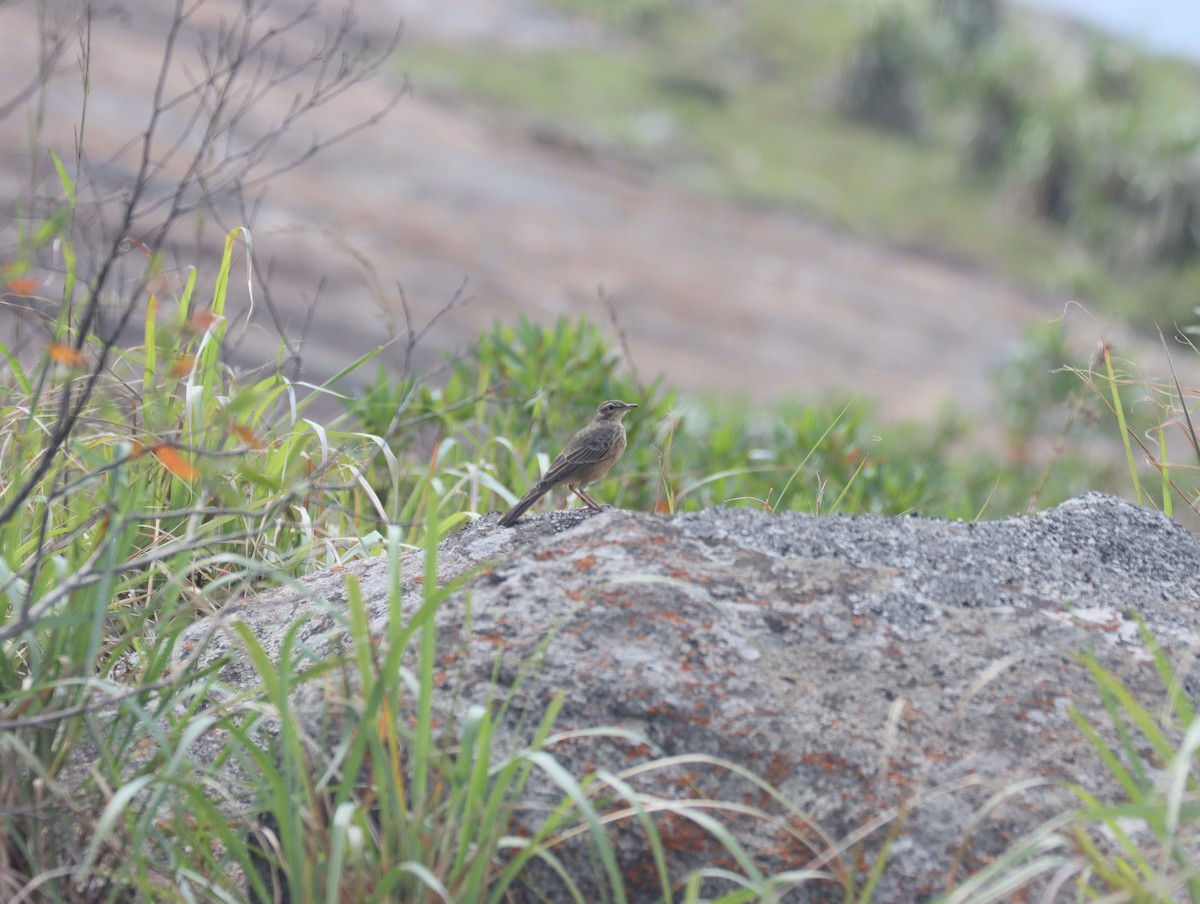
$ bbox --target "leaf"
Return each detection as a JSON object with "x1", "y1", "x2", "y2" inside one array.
[
  {"x1": 48, "y1": 148, "x2": 76, "y2": 207},
  {"x1": 230, "y1": 423, "x2": 264, "y2": 450},
  {"x1": 6, "y1": 276, "x2": 40, "y2": 296},
  {"x1": 48, "y1": 343, "x2": 85, "y2": 366},
  {"x1": 187, "y1": 310, "x2": 219, "y2": 333},
  {"x1": 151, "y1": 444, "x2": 199, "y2": 481},
  {"x1": 170, "y1": 354, "x2": 196, "y2": 378}
]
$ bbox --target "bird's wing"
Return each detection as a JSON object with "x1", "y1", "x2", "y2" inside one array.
[{"x1": 540, "y1": 426, "x2": 617, "y2": 485}]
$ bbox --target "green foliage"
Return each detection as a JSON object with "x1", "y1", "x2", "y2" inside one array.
[
  {"x1": 211, "y1": 517, "x2": 603, "y2": 903},
  {"x1": 838, "y1": 5, "x2": 926, "y2": 135},
  {"x1": 935, "y1": 0, "x2": 1003, "y2": 52},
  {"x1": 1065, "y1": 628, "x2": 1200, "y2": 900},
  {"x1": 661, "y1": 396, "x2": 944, "y2": 515},
  {"x1": 0, "y1": 201, "x2": 400, "y2": 897},
  {"x1": 992, "y1": 321, "x2": 1093, "y2": 442}
]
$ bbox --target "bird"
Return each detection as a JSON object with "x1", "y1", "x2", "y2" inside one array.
[{"x1": 498, "y1": 400, "x2": 638, "y2": 527}]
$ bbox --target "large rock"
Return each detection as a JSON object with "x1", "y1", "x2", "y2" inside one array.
[{"x1": 180, "y1": 492, "x2": 1200, "y2": 901}]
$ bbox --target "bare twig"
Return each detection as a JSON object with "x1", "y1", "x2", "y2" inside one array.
[
  {"x1": 0, "y1": 0, "x2": 404, "y2": 534},
  {"x1": 601, "y1": 286, "x2": 648, "y2": 398}
]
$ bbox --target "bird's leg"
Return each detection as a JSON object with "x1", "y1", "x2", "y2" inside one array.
[{"x1": 569, "y1": 485, "x2": 605, "y2": 511}]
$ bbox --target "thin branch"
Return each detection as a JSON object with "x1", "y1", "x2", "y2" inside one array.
[{"x1": 0, "y1": 0, "x2": 404, "y2": 534}]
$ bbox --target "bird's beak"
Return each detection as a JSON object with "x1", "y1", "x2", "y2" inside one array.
[{"x1": 627, "y1": 403, "x2": 639, "y2": 409}]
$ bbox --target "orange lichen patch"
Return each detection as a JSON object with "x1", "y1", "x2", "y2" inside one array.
[
  {"x1": 758, "y1": 819, "x2": 834, "y2": 870},
  {"x1": 624, "y1": 858, "x2": 663, "y2": 890},
  {"x1": 629, "y1": 532, "x2": 671, "y2": 548},
  {"x1": 623, "y1": 741, "x2": 654, "y2": 759},
  {"x1": 656, "y1": 809, "x2": 728, "y2": 856},
  {"x1": 764, "y1": 752, "x2": 793, "y2": 786},
  {"x1": 681, "y1": 681, "x2": 721, "y2": 704},
  {"x1": 572, "y1": 554, "x2": 598, "y2": 570},
  {"x1": 670, "y1": 771, "x2": 701, "y2": 790},
  {"x1": 592, "y1": 589, "x2": 631, "y2": 608},
  {"x1": 1022, "y1": 687, "x2": 1056, "y2": 715},
  {"x1": 507, "y1": 822, "x2": 533, "y2": 840},
  {"x1": 877, "y1": 767, "x2": 918, "y2": 798},
  {"x1": 798, "y1": 751, "x2": 852, "y2": 774},
  {"x1": 619, "y1": 686, "x2": 656, "y2": 701},
  {"x1": 854, "y1": 849, "x2": 873, "y2": 878}
]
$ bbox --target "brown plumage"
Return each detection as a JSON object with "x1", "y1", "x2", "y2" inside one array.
[{"x1": 498, "y1": 400, "x2": 638, "y2": 527}]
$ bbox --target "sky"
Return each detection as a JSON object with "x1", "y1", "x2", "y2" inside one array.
[{"x1": 1018, "y1": 0, "x2": 1200, "y2": 61}]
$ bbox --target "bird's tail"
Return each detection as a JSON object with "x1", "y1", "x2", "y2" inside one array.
[{"x1": 498, "y1": 484, "x2": 549, "y2": 527}]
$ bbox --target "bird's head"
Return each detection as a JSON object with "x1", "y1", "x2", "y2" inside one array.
[{"x1": 594, "y1": 399, "x2": 638, "y2": 422}]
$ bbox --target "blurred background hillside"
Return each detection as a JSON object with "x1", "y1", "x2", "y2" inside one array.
[{"x1": 4, "y1": 0, "x2": 1200, "y2": 488}]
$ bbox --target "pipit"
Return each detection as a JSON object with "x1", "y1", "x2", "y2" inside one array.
[{"x1": 498, "y1": 399, "x2": 638, "y2": 527}]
